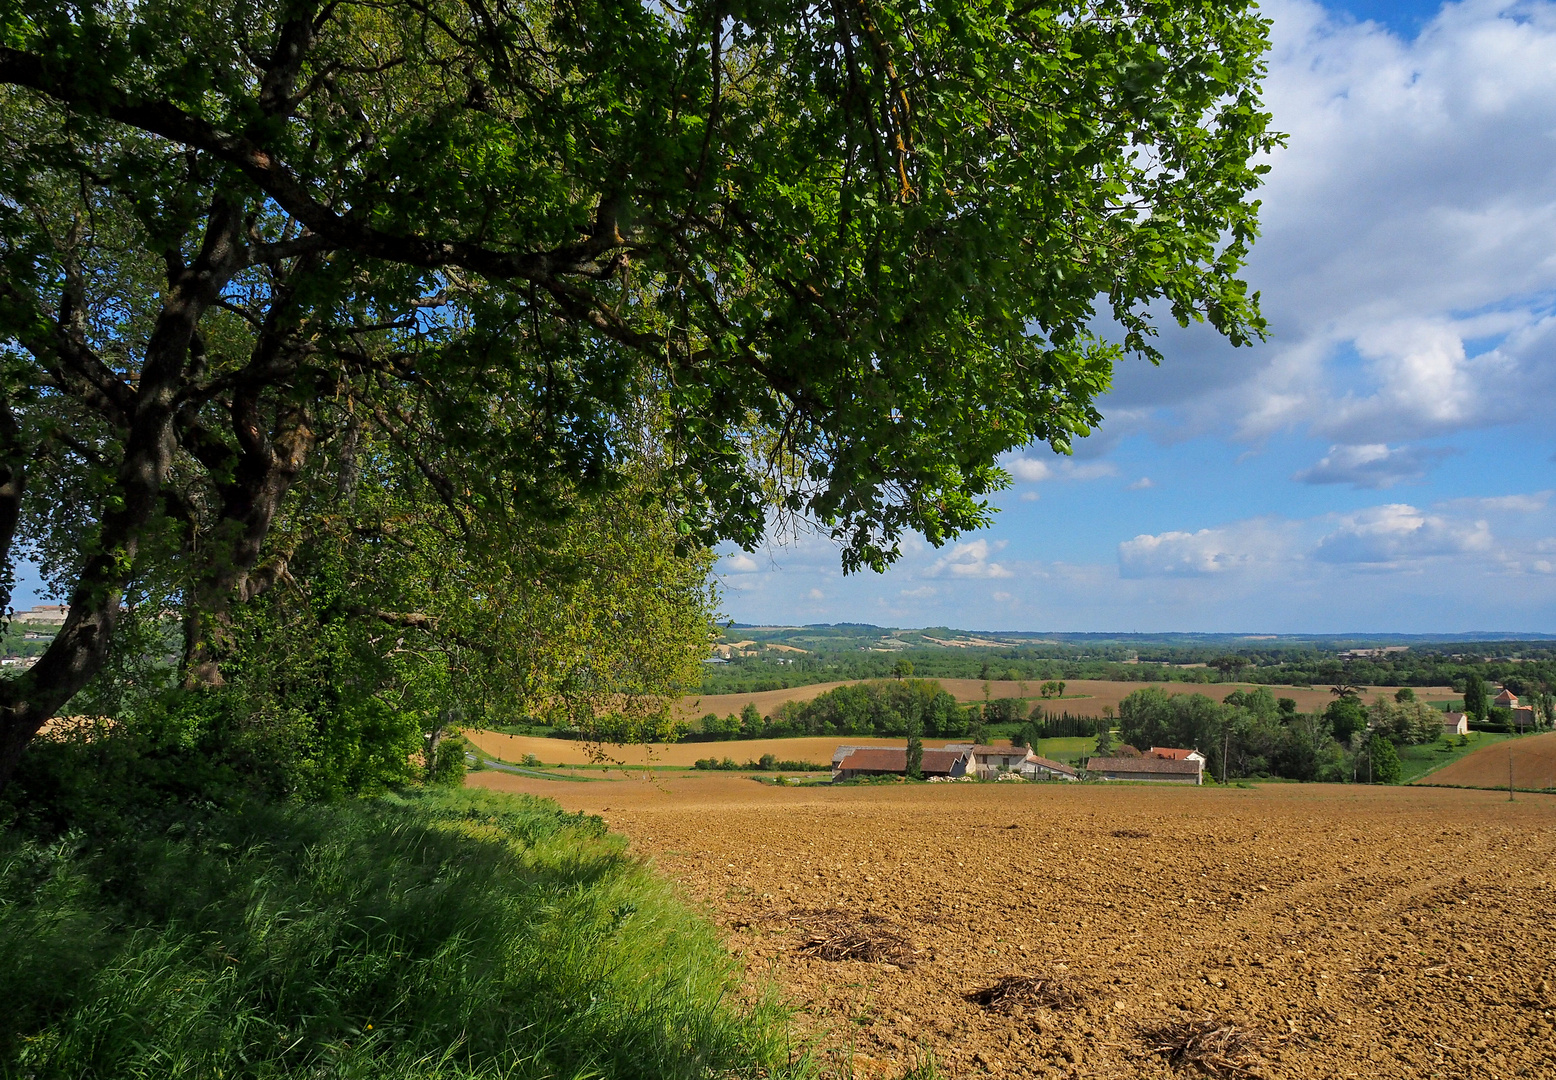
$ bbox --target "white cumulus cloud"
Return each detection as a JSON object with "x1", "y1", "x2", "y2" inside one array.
[
  {"x1": 1105, "y1": 0, "x2": 1556, "y2": 447},
  {"x1": 1314, "y1": 503, "x2": 1493, "y2": 564},
  {"x1": 1118, "y1": 520, "x2": 1292, "y2": 578},
  {"x1": 1293, "y1": 442, "x2": 1453, "y2": 488},
  {"x1": 928, "y1": 539, "x2": 1014, "y2": 579}
]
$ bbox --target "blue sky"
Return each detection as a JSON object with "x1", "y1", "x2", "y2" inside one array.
[{"x1": 720, "y1": 0, "x2": 1556, "y2": 634}]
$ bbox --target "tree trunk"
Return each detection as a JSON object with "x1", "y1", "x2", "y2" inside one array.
[
  {"x1": 180, "y1": 403, "x2": 314, "y2": 688},
  {"x1": 0, "y1": 395, "x2": 25, "y2": 614},
  {"x1": 0, "y1": 201, "x2": 243, "y2": 788}
]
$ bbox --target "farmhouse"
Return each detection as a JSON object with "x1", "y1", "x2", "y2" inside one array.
[
  {"x1": 943, "y1": 743, "x2": 1082, "y2": 781},
  {"x1": 1443, "y1": 712, "x2": 1470, "y2": 737},
  {"x1": 1512, "y1": 706, "x2": 1537, "y2": 732},
  {"x1": 1494, "y1": 688, "x2": 1519, "y2": 709},
  {"x1": 944, "y1": 743, "x2": 1029, "y2": 777},
  {"x1": 1086, "y1": 753, "x2": 1204, "y2": 785},
  {"x1": 831, "y1": 746, "x2": 971, "y2": 781}
]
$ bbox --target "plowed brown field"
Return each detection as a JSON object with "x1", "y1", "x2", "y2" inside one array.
[
  {"x1": 469, "y1": 771, "x2": 1556, "y2": 1079},
  {"x1": 679, "y1": 680, "x2": 1457, "y2": 722},
  {"x1": 1423, "y1": 731, "x2": 1556, "y2": 792}
]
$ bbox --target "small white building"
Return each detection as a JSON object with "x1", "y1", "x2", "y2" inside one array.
[{"x1": 1442, "y1": 712, "x2": 1469, "y2": 737}]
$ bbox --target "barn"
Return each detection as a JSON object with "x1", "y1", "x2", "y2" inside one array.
[
  {"x1": 831, "y1": 746, "x2": 971, "y2": 781},
  {"x1": 1085, "y1": 755, "x2": 1204, "y2": 785}
]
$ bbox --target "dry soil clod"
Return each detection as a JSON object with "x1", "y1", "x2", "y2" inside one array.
[
  {"x1": 789, "y1": 909, "x2": 917, "y2": 968},
  {"x1": 1138, "y1": 1017, "x2": 1270, "y2": 1079},
  {"x1": 965, "y1": 973, "x2": 1086, "y2": 1014}
]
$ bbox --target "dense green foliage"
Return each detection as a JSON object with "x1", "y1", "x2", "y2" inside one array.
[
  {"x1": 1462, "y1": 675, "x2": 1488, "y2": 722},
  {"x1": 768, "y1": 679, "x2": 967, "y2": 739},
  {"x1": 0, "y1": 0, "x2": 1280, "y2": 773},
  {"x1": 1364, "y1": 734, "x2": 1402, "y2": 785},
  {"x1": 1017, "y1": 712, "x2": 1105, "y2": 742},
  {"x1": 691, "y1": 754, "x2": 825, "y2": 772},
  {"x1": 1107, "y1": 684, "x2": 1514, "y2": 784},
  {"x1": 0, "y1": 787, "x2": 795, "y2": 1079}
]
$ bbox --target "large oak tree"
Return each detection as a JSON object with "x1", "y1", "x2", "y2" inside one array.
[{"x1": 0, "y1": 0, "x2": 1277, "y2": 783}]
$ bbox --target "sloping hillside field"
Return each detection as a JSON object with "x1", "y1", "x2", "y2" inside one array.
[
  {"x1": 468, "y1": 772, "x2": 1556, "y2": 1079},
  {"x1": 1422, "y1": 730, "x2": 1556, "y2": 791},
  {"x1": 678, "y1": 679, "x2": 1457, "y2": 721}
]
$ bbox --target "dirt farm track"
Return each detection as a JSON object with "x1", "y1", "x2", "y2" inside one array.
[{"x1": 469, "y1": 772, "x2": 1556, "y2": 1079}]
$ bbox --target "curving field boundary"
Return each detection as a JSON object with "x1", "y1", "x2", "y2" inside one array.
[{"x1": 1414, "y1": 730, "x2": 1556, "y2": 791}]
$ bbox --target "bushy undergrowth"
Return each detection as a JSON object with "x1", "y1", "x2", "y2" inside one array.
[{"x1": 0, "y1": 787, "x2": 797, "y2": 1079}]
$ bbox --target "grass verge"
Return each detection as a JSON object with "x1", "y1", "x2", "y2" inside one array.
[{"x1": 0, "y1": 787, "x2": 802, "y2": 1079}]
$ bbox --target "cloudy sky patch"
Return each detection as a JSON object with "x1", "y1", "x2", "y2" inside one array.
[{"x1": 713, "y1": 0, "x2": 1556, "y2": 633}]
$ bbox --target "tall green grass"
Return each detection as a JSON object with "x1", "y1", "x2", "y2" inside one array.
[{"x1": 0, "y1": 788, "x2": 799, "y2": 1079}]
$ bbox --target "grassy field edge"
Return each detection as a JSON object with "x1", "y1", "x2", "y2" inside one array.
[{"x1": 0, "y1": 787, "x2": 810, "y2": 1080}]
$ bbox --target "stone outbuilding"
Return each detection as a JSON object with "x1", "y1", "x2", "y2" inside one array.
[
  {"x1": 1085, "y1": 754, "x2": 1204, "y2": 785},
  {"x1": 831, "y1": 746, "x2": 970, "y2": 781}
]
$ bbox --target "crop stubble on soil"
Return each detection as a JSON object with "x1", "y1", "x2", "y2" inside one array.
[{"x1": 468, "y1": 773, "x2": 1556, "y2": 1078}]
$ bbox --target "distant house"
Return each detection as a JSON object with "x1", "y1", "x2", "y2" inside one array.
[
  {"x1": 831, "y1": 746, "x2": 971, "y2": 781},
  {"x1": 1494, "y1": 689, "x2": 1519, "y2": 710},
  {"x1": 1443, "y1": 712, "x2": 1470, "y2": 737},
  {"x1": 1086, "y1": 754, "x2": 1204, "y2": 785},
  {"x1": 1512, "y1": 707, "x2": 1537, "y2": 732},
  {"x1": 943, "y1": 743, "x2": 1080, "y2": 781},
  {"x1": 943, "y1": 743, "x2": 1029, "y2": 778}
]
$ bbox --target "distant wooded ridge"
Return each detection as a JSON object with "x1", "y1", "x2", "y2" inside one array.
[
  {"x1": 721, "y1": 625, "x2": 1556, "y2": 647},
  {"x1": 703, "y1": 625, "x2": 1556, "y2": 697}
]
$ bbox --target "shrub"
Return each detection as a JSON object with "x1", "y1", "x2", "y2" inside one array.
[
  {"x1": 1367, "y1": 734, "x2": 1402, "y2": 785},
  {"x1": 428, "y1": 734, "x2": 469, "y2": 785}
]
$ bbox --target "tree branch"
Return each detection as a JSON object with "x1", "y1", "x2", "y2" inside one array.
[{"x1": 0, "y1": 47, "x2": 628, "y2": 286}]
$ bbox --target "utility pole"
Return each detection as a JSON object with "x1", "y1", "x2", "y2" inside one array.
[
  {"x1": 1222, "y1": 724, "x2": 1230, "y2": 786},
  {"x1": 1509, "y1": 744, "x2": 1515, "y2": 802}
]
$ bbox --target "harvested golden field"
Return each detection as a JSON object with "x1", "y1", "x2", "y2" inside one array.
[
  {"x1": 680, "y1": 679, "x2": 1457, "y2": 721},
  {"x1": 469, "y1": 771, "x2": 1556, "y2": 1079},
  {"x1": 466, "y1": 729, "x2": 941, "y2": 768},
  {"x1": 1423, "y1": 731, "x2": 1556, "y2": 792}
]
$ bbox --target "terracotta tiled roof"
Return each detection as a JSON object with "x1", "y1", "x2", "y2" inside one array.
[
  {"x1": 835, "y1": 747, "x2": 967, "y2": 775},
  {"x1": 919, "y1": 749, "x2": 969, "y2": 773},
  {"x1": 1148, "y1": 746, "x2": 1198, "y2": 760},
  {"x1": 1087, "y1": 756, "x2": 1202, "y2": 775}
]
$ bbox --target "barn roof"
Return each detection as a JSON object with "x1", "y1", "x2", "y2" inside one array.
[
  {"x1": 1087, "y1": 756, "x2": 1202, "y2": 775},
  {"x1": 1028, "y1": 755, "x2": 1078, "y2": 776},
  {"x1": 1148, "y1": 746, "x2": 1200, "y2": 760},
  {"x1": 835, "y1": 747, "x2": 967, "y2": 774}
]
